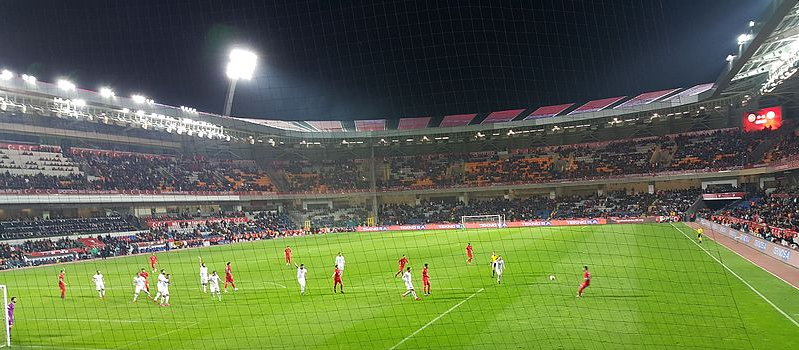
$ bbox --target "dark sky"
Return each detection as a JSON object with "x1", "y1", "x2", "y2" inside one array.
[{"x1": 0, "y1": 0, "x2": 773, "y2": 121}]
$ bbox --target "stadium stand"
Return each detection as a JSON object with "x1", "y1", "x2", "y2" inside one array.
[
  {"x1": 712, "y1": 192, "x2": 799, "y2": 250},
  {"x1": 0, "y1": 216, "x2": 139, "y2": 240},
  {"x1": 1, "y1": 128, "x2": 796, "y2": 194}
]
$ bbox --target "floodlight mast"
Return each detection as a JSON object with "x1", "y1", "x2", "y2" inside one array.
[{"x1": 223, "y1": 48, "x2": 257, "y2": 116}]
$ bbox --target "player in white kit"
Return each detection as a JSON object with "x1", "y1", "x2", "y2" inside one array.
[
  {"x1": 400, "y1": 267, "x2": 420, "y2": 301},
  {"x1": 159, "y1": 274, "x2": 171, "y2": 306},
  {"x1": 199, "y1": 260, "x2": 209, "y2": 293},
  {"x1": 152, "y1": 270, "x2": 170, "y2": 306},
  {"x1": 208, "y1": 271, "x2": 222, "y2": 301},
  {"x1": 335, "y1": 253, "x2": 345, "y2": 276},
  {"x1": 92, "y1": 271, "x2": 105, "y2": 299},
  {"x1": 295, "y1": 263, "x2": 308, "y2": 295},
  {"x1": 132, "y1": 274, "x2": 150, "y2": 302},
  {"x1": 494, "y1": 256, "x2": 505, "y2": 284}
]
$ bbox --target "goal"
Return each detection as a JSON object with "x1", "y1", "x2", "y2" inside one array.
[
  {"x1": 0, "y1": 285, "x2": 8, "y2": 348},
  {"x1": 461, "y1": 215, "x2": 506, "y2": 229}
]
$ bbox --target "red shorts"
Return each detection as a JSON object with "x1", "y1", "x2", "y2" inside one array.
[
  {"x1": 467, "y1": 253, "x2": 473, "y2": 258},
  {"x1": 423, "y1": 278, "x2": 430, "y2": 286},
  {"x1": 398, "y1": 265, "x2": 406, "y2": 271},
  {"x1": 225, "y1": 275, "x2": 234, "y2": 283},
  {"x1": 579, "y1": 281, "x2": 590, "y2": 289},
  {"x1": 58, "y1": 284, "x2": 65, "y2": 290},
  {"x1": 334, "y1": 278, "x2": 342, "y2": 284}
]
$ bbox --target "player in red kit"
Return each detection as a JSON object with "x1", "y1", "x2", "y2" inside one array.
[
  {"x1": 466, "y1": 243, "x2": 473, "y2": 264},
  {"x1": 224, "y1": 262, "x2": 238, "y2": 292},
  {"x1": 149, "y1": 253, "x2": 158, "y2": 272},
  {"x1": 577, "y1": 265, "x2": 591, "y2": 297},
  {"x1": 332, "y1": 265, "x2": 344, "y2": 294},
  {"x1": 394, "y1": 255, "x2": 409, "y2": 277},
  {"x1": 422, "y1": 263, "x2": 431, "y2": 296},
  {"x1": 57, "y1": 270, "x2": 67, "y2": 299},
  {"x1": 139, "y1": 268, "x2": 150, "y2": 292},
  {"x1": 284, "y1": 246, "x2": 292, "y2": 265}
]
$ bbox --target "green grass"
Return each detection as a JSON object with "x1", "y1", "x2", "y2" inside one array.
[{"x1": 1, "y1": 223, "x2": 797, "y2": 349}]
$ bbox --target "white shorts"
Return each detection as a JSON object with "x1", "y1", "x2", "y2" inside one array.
[
  {"x1": 404, "y1": 282, "x2": 414, "y2": 290},
  {"x1": 134, "y1": 285, "x2": 145, "y2": 294},
  {"x1": 200, "y1": 276, "x2": 209, "y2": 284},
  {"x1": 96, "y1": 283, "x2": 105, "y2": 291},
  {"x1": 298, "y1": 279, "x2": 306, "y2": 288},
  {"x1": 210, "y1": 284, "x2": 220, "y2": 293}
]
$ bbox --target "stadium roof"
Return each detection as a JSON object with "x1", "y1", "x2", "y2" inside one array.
[{"x1": 719, "y1": 0, "x2": 799, "y2": 95}]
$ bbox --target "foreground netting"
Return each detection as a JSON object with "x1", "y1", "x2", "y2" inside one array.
[{"x1": 2, "y1": 222, "x2": 792, "y2": 349}]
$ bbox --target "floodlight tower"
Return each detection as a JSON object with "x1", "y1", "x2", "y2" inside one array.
[{"x1": 223, "y1": 48, "x2": 258, "y2": 116}]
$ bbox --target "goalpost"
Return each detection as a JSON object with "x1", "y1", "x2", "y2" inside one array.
[
  {"x1": 461, "y1": 214, "x2": 506, "y2": 229},
  {"x1": 0, "y1": 285, "x2": 8, "y2": 348}
]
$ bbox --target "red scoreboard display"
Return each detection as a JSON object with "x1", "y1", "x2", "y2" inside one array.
[{"x1": 743, "y1": 106, "x2": 783, "y2": 132}]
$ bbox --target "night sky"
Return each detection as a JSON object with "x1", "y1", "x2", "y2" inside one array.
[{"x1": 0, "y1": 0, "x2": 773, "y2": 121}]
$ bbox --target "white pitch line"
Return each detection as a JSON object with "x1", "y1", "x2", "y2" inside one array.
[
  {"x1": 2, "y1": 345, "x2": 107, "y2": 350},
  {"x1": 261, "y1": 281, "x2": 287, "y2": 289},
  {"x1": 671, "y1": 224, "x2": 799, "y2": 327},
  {"x1": 113, "y1": 322, "x2": 198, "y2": 349},
  {"x1": 388, "y1": 288, "x2": 484, "y2": 350},
  {"x1": 699, "y1": 229, "x2": 799, "y2": 291}
]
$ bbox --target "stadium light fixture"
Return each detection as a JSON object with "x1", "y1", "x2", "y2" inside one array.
[
  {"x1": 57, "y1": 79, "x2": 76, "y2": 91},
  {"x1": 749, "y1": 21, "x2": 756, "y2": 28},
  {"x1": 226, "y1": 48, "x2": 258, "y2": 81},
  {"x1": 737, "y1": 33, "x2": 752, "y2": 45},
  {"x1": 223, "y1": 48, "x2": 258, "y2": 116},
  {"x1": 99, "y1": 87, "x2": 115, "y2": 99},
  {"x1": 0, "y1": 70, "x2": 13, "y2": 81},
  {"x1": 131, "y1": 94, "x2": 147, "y2": 104},
  {"x1": 21, "y1": 74, "x2": 36, "y2": 85}
]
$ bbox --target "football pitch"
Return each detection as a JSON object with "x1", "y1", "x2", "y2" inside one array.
[{"x1": 1, "y1": 223, "x2": 797, "y2": 349}]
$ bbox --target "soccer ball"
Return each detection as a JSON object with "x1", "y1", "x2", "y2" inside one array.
[{"x1": 548, "y1": 275, "x2": 556, "y2": 281}]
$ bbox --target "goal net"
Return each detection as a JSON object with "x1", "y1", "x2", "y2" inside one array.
[{"x1": 461, "y1": 215, "x2": 505, "y2": 229}]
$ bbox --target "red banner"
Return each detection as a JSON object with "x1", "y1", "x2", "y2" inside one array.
[
  {"x1": 702, "y1": 192, "x2": 747, "y2": 200},
  {"x1": 24, "y1": 248, "x2": 84, "y2": 259},
  {"x1": 146, "y1": 217, "x2": 249, "y2": 228}
]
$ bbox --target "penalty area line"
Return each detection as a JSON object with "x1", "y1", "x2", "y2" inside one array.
[
  {"x1": 671, "y1": 224, "x2": 799, "y2": 327},
  {"x1": 388, "y1": 288, "x2": 484, "y2": 350}
]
